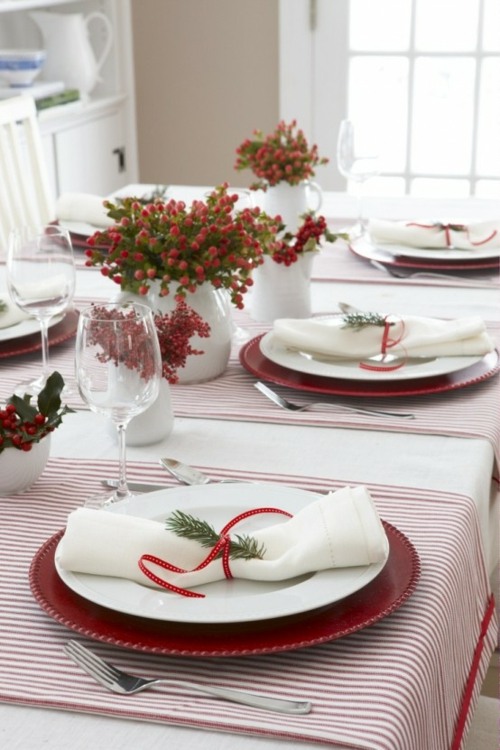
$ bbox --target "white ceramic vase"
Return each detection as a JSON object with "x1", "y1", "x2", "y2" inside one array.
[
  {"x1": 116, "y1": 281, "x2": 233, "y2": 384},
  {"x1": 125, "y1": 379, "x2": 174, "y2": 447},
  {"x1": 0, "y1": 437, "x2": 50, "y2": 496},
  {"x1": 249, "y1": 252, "x2": 316, "y2": 323},
  {"x1": 263, "y1": 180, "x2": 323, "y2": 233}
]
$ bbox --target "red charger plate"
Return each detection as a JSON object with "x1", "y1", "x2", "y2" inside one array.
[
  {"x1": 239, "y1": 335, "x2": 500, "y2": 398},
  {"x1": 29, "y1": 521, "x2": 419, "y2": 657},
  {"x1": 0, "y1": 309, "x2": 79, "y2": 359}
]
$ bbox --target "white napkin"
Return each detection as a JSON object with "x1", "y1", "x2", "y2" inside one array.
[
  {"x1": 273, "y1": 315, "x2": 494, "y2": 359},
  {"x1": 56, "y1": 486, "x2": 389, "y2": 590},
  {"x1": 368, "y1": 218, "x2": 500, "y2": 250},
  {"x1": 55, "y1": 192, "x2": 115, "y2": 230},
  {"x1": 0, "y1": 294, "x2": 31, "y2": 329}
]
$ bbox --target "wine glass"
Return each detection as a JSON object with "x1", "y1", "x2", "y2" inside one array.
[
  {"x1": 7, "y1": 225, "x2": 76, "y2": 396},
  {"x1": 336, "y1": 119, "x2": 380, "y2": 237},
  {"x1": 75, "y1": 302, "x2": 162, "y2": 509}
]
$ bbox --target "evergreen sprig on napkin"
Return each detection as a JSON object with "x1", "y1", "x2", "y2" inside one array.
[{"x1": 166, "y1": 510, "x2": 266, "y2": 560}]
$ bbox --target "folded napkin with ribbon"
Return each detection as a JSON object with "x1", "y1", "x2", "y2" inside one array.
[
  {"x1": 55, "y1": 192, "x2": 115, "y2": 230},
  {"x1": 273, "y1": 314, "x2": 494, "y2": 360},
  {"x1": 0, "y1": 294, "x2": 30, "y2": 329},
  {"x1": 368, "y1": 218, "x2": 500, "y2": 250},
  {"x1": 56, "y1": 486, "x2": 388, "y2": 594}
]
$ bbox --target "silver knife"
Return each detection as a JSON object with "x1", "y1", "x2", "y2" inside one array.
[{"x1": 102, "y1": 479, "x2": 167, "y2": 493}]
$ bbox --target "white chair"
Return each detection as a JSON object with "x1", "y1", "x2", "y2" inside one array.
[{"x1": 0, "y1": 95, "x2": 55, "y2": 252}]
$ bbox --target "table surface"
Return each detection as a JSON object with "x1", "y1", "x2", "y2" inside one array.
[{"x1": 0, "y1": 188, "x2": 498, "y2": 750}]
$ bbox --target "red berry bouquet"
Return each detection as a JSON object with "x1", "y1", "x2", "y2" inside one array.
[
  {"x1": 234, "y1": 119, "x2": 329, "y2": 191},
  {"x1": 85, "y1": 183, "x2": 279, "y2": 310},
  {"x1": 0, "y1": 371, "x2": 73, "y2": 453}
]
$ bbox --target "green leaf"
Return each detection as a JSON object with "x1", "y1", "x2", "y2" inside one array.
[
  {"x1": 7, "y1": 394, "x2": 37, "y2": 422},
  {"x1": 37, "y1": 371, "x2": 64, "y2": 416}
]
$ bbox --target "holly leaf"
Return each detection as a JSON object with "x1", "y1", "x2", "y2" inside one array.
[{"x1": 37, "y1": 371, "x2": 64, "y2": 416}]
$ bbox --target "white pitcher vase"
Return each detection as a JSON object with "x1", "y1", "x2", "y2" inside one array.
[
  {"x1": 263, "y1": 181, "x2": 323, "y2": 233},
  {"x1": 116, "y1": 281, "x2": 233, "y2": 384},
  {"x1": 249, "y1": 253, "x2": 316, "y2": 323},
  {"x1": 31, "y1": 10, "x2": 113, "y2": 98},
  {"x1": 125, "y1": 379, "x2": 174, "y2": 447}
]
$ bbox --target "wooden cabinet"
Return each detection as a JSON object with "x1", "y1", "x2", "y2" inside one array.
[{"x1": 0, "y1": 0, "x2": 138, "y2": 198}]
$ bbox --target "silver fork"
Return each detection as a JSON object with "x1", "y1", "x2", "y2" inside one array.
[
  {"x1": 63, "y1": 640, "x2": 312, "y2": 714},
  {"x1": 370, "y1": 259, "x2": 497, "y2": 285},
  {"x1": 254, "y1": 381, "x2": 415, "y2": 419}
]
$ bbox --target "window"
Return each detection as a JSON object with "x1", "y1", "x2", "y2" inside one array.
[{"x1": 279, "y1": 0, "x2": 500, "y2": 198}]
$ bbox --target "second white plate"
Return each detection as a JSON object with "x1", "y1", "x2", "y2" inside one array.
[{"x1": 259, "y1": 328, "x2": 482, "y2": 382}]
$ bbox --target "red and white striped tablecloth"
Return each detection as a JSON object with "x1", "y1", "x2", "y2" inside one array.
[
  {"x1": 1, "y1": 311, "x2": 499, "y2": 466},
  {"x1": 0, "y1": 459, "x2": 496, "y2": 750}
]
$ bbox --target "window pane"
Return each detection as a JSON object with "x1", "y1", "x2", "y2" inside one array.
[
  {"x1": 476, "y1": 58, "x2": 500, "y2": 176},
  {"x1": 349, "y1": 57, "x2": 408, "y2": 172},
  {"x1": 411, "y1": 57, "x2": 475, "y2": 174},
  {"x1": 349, "y1": 0, "x2": 411, "y2": 51},
  {"x1": 411, "y1": 178, "x2": 470, "y2": 198},
  {"x1": 415, "y1": 0, "x2": 480, "y2": 52},
  {"x1": 483, "y1": 0, "x2": 500, "y2": 51},
  {"x1": 475, "y1": 180, "x2": 500, "y2": 198},
  {"x1": 368, "y1": 176, "x2": 406, "y2": 196}
]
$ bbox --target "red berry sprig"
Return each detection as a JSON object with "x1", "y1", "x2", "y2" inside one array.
[{"x1": 271, "y1": 213, "x2": 346, "y2": 266}]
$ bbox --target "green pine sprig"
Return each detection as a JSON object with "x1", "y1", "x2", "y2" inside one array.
[
  {"x1": 165, "y1": 510, "x2": 266, "y2": 561},
  {"x1": 341, "y1": 311, "x2": 393, "y2": 332}
]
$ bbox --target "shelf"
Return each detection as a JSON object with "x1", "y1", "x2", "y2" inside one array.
[{"x1": 0, "y1": 0, "x2": 81, "y2": 12}]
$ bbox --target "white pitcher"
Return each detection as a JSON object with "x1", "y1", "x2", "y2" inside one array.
[{"x1": 31, "y1": 10, "x2": 113, "y2": 98}]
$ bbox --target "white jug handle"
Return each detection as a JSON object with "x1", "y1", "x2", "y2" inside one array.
[
  {"x1": 85, "y1": 12, "x2": 114, "y2": 75},
  {"x1": 305, "y1": 180, "x2": 323, "y2": 213}
]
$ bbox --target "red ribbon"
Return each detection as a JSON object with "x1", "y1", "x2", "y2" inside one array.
[
  {"x1": 138, "y1": 506, "x2": 293, "y2": 598},
  {"x1": 406, "y1": 221, "x2": 497, "y2": 248},
  {"x1": 359, "y1": 316, "x2": 406, "y2": 372}
]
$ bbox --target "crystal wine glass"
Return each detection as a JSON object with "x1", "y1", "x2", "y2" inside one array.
[
  {"x1": 7, "y1": 224, "x2": 76, "y2": 396},
  {"x1": 336, "y1": 119, "x2": 380, "y2": 237},
  {"x1": 75, "y1": 302, "x2": 162, "y2": 508}
]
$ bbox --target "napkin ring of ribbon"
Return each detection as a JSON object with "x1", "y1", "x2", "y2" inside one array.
[
  {"x1": 138, "y1": 507, "x2": 293, "y2": 598},
  {"x1": 406, "y1": 222, "x2": 497, "y2": 248},
  {"x1": 359, "y1": 316, "x2": 407, "y2": 372}
]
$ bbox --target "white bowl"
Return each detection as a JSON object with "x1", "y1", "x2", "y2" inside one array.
[
  {"x1": 0, "y1": 49, "x2": 46, "y2": 87},
  {"x1": 0, "y1": 437, "x2": 51, "y2": 495}
]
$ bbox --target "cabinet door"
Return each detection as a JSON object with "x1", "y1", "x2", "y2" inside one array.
[{"x1": 54, "y1": 110, "x2": 128, "y2": 196}]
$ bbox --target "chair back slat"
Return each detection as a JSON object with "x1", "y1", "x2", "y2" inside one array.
[{"x1": 0, "y1": 96, "x2": 55, "y2": 255}]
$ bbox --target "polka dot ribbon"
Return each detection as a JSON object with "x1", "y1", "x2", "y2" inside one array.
[{"x1": 138, "y1": 506, "x2": 293, "y2": 598}]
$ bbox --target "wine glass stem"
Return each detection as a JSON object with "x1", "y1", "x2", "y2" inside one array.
[
  {"x1": 355, "y1": 180, "x2": 366, "y2": 232},
  {"x1": 39, "y1": 317, "x2": 51, "y2": 379},
  {"x1": 115, "y1": 423, "x2": 129, "y2": 500}
]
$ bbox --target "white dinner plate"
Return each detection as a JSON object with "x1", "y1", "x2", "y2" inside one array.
[
  {"x1": 0, "y1": 311, "x2": 64, "y2": 343},
  {"x1": 55, "y1": 483, "x2": 388, "y2": 624},
  {"x1": 259, "y1": 326, "x2": 483, "y2": 382},
  {"x1": 58, "y1": 219, "x2": 106, "y2": 238},
  {"x1": 370, "y1": 238, "x2": 500, "y2": 262}
]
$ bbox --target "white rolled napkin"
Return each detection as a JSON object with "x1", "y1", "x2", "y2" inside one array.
[
  {"x1": 55, "y1": 192, "x2": 115, "y2": 230},
  {"x1": 56, "y1": 486, "x2": 389, "y2": 590},
  {"x1": 0, "y1": 294, "x2": 31, "y2": 329},
  {"x1": 368, "y1": 218, "x2": 500, "y2": 250},
  {"x1": 273, "y1": 315, "x2": 494, "y2": 359}
]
